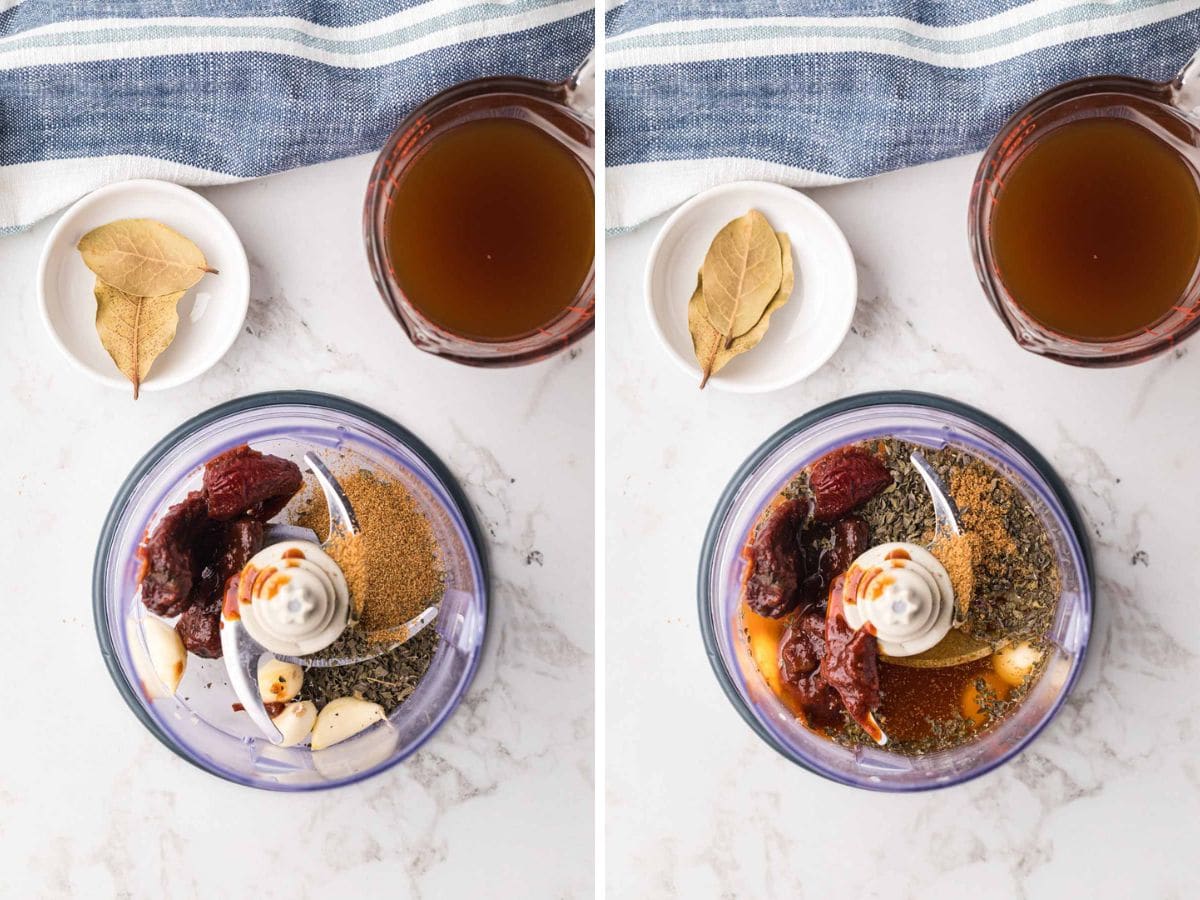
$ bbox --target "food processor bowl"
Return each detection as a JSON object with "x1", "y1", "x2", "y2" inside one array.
[
  {"x1": 94, "y1": 392, "x2": 488, "y2": 791},
  {"x1": 698, "y1": 391, "x2": 1092, "y2": 791}
]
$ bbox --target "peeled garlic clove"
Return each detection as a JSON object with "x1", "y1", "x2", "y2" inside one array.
[
  {"x1": 257, "y1": 658, "x2": 303, "y2": 703},
  {"x1": 272, "y1": 701, "x2": 317, "y2": 747},
  {"x1": 960, "y1": 671, "x2": 1012, "y2": 726},
  {"x1": 143, "y1": 616, "x2": 187, "y2": 695},
  {"x1": 993, "y1": 640, "x2": 1042, "y2": 688},
  {"x1": 310, "y1": 697, "x2": 386, "y2": 751}
]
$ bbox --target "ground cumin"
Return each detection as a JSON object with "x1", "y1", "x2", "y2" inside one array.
[
  {"x1": 950, "y1": 467, "x2": 1016, "y2": 557},
  {"x1": 931, "y1": 531, "x2": 979, "y2": 618},
  {"x1": 947, "y1": 461, "x2": 1058, "y2": 642},
  {"x1": 298, "y1": 468, "x2": 444, "y2": 642}
]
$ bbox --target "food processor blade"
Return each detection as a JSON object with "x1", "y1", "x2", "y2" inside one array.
[
  {"x1": 218, "y1": 451, "x2": 361, "y2": 742},
  {"x1": 910, "y1": 450, "x2": 964, "y2": 539},
  {"x1": 263, "y1": 523, "x2": 319, "y2": 544},
  {"x1": 304, "y1": 451, "x2": 360, "y2": 539},
  {"x1": 220, "y1": 622, "x2": 285, "y2": 744}
]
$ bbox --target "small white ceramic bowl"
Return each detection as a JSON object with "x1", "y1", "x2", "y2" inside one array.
[
  {"x1": 37, "y1": 179, "x2": 250, "y2": 394},
  {"x1": 644, "y1": 181, "x2": 857, "y2": 393}
]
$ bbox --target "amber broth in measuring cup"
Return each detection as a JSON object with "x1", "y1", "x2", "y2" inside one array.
[
  {"x1": 971, "y1": 64, "x2": 1200, "y2": 365},
  {"x1": 989, "y1": 114, "x2": 1200, "y2": 340},
  {"x1": 384, "y1": 117, "x2": 593, "y2": 342},
  {"x1": 366, "y1": 69, "x2": 595, "y2": 366}
]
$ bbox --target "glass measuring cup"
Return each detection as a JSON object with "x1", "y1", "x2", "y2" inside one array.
[
  {"x1": 969, "y1": 49, "x2": 1200, "y2": 366},
  {"x1": 364, "y1": 56, "x2": 595, "y2": 367}
]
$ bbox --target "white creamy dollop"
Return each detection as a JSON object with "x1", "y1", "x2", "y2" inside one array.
[
  {"x1": 233, "y1": 540, "x2": 349, "y2": 656},
  {"x1": 840, "y1": 541, "x2": 955, "y2": 657}
]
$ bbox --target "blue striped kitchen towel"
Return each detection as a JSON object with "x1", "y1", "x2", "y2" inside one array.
[
  {"x1": 605, "y1": 0, "x2": 1200, "y2": 230},
  {"x1": 0, "y1": 1, "x2": 592, "y2": 233}
]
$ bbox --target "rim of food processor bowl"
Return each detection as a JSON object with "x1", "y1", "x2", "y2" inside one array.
[
  {"x1": 92, "y1": 390, "x2": 490, "y2": 791},
  {"x1": 697, "y1": 390, "x2": 1094, "y2": 792},
  {"x1": 968, "y1": 74, "x2": 1200, "y2": 367},
  {"x1": 363, "y1": 74, "x2": 596, "y2": 368}
]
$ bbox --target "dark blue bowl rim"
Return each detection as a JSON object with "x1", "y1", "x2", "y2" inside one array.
[
  {"x1": 92, "y1": 390, "x2": 490, "y2": 792},
  {"x1": 696, "y1": 390, "x2": 1094, "y2": 792}
]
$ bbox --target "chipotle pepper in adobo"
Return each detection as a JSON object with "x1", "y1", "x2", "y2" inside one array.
[
  {"x1": 138, "y1": 447, "x2": 299, "y2": 660},
  {"x1": 176, "y1": 600, "x2": 223, "y2": 658},
  {"x1": 800, "y1": 514, "x2": 870, "y2": 607},
  {"x1": 211, "y1": 519, "x2": 265, "y2": 591},
  {"x1": 175, "y1": 518, "x2": 265, "y2": 658},
  {"x1": 822, "y1": 590, "x2": 881, "y2": 731},
  {"x1": 742, "y1": 497, "x2": 810, "y2": 618},
  {"x1": 203, "y1": 445, "x2": 303, "y2": 521},
  {"x1": 779, "y1": 610, "x2": 843, "y2": 728},
  {"x1": 809, "y1": 447, "x2": 892, "y2": 522},
  {"x1": 138, "y1": 491, "x2": 210, "y2": 617}
]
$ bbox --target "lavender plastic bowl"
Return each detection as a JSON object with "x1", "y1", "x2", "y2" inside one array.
[
  {"x1": 698, "y1": 392, "x2": 1092, "y2": 791},
  {"x1": 94, "y1": 392, "x2": 488, "y2": 791}
]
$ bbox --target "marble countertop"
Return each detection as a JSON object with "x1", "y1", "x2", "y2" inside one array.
[
  {"x1": 0, "y1": 155, "x2": 593, "y2": 897},
  {"x1": 606, "y1": 153, "x2": 1200, "y2": 898}
]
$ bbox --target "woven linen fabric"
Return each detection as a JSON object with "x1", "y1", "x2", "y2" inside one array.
[
  {"x1": 0, "y1": 0, "x2": 593, "y2": 232},
  {"x1": 606, "y1": 0, "x2": 1200, "y2": 230}
]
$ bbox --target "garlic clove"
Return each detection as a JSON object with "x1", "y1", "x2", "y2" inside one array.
[
  {"x1": 993, "y1": 640, "x2": 1043, "y2": 688},
  {"x1": 310, "y1": 697, "x2": 386, "y2": 751},
  {"x1": 257, "y1": 658, "x2": 303, "y2": 703},
  {"x1": 960, "y1": 671, "x2": 1012, "y2": 726},
  {"x1": 272, "y1": 701, "x2": 317, "y2": 747},
  {"x1": 143, "y1": 616, "x2": 187, "y2": 695}
]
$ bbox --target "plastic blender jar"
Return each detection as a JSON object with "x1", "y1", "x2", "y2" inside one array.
[
  {"x1": 94, "y1": 391, "x2": 488, "y2": 791},
  {"x1": 698, "y1": 391, "x2": 1092, "y2": 791}
]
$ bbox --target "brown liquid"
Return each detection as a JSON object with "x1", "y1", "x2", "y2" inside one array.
[
  {"x1": 741, "y1": 601, "x2": 990, "y2": 742},
  {"x1": 876, "y1": 657, "x2": 991, "y2": 742},
  {"x1": 384, "y1": 117, "x2": 594, "y2": 341},
  {"x1": 990, "y1": 116, "x2": 1200, "y2": 340}
]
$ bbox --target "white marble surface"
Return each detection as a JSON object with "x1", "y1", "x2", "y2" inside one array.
[
  {"x1": 0, "y1": 154, "x2": 593, "y2": 897},
  {"x1": 606, "y1": 154, "x2": 1200, "y2": 898}
]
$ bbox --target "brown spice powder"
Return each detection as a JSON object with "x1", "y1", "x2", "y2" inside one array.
[
  {"x1": 951, "y1": 466, "x2": 1016, "y2": 556},
  {"x1": 947, "y1": 461, "x2": 1058, "y2": 642},
  {"x1": 298, "y1": 469, "x2": 445, "y2": 641},
  {"x1": 931, "y1": 531, "x2": 979, "y2": 618}
]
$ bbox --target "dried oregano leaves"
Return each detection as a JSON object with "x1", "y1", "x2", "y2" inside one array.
[
  {"x1": 688, "y1": 210, "x2": 794, "y2": 388},
  {"x1": 77, "y1": 219, "x2": 217, "y2": 398}
]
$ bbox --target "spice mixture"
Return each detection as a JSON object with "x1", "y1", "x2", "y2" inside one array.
[
  {"x1": 296, "y1": 468, "x2": 445, "y2": 641},
  {"x1": 855, "y1": 440, "x2": 1058, "y2": 645},
  {"x1": 292, "y1": 465, "x2": 446, "y2": 711},
  {"x1": 931, "y1": 531, "x2": 979, "y2": 619},
  {"x1": 742, "y1": 438, "x2": 1061, "y2": 755}
]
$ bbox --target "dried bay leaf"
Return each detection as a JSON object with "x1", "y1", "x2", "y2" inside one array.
[
  {"x1": 687, "y1": 275, "x2": 720, "y2": 384},
  {"x1": 690, "y1": 233, "x2": 794, "y2": 388},
  {"x1": 78, "y1": 218, "x2": 217, "y2": 296},
  {"x1": 700, "y1": 209, "x2": 782, "y2": 343},
  {"x1": 880, "y1": 627, "x2": 993, "y2": 668},
  {"x1": 94, "y1": 279, "x2": 186, "y2": 399}
]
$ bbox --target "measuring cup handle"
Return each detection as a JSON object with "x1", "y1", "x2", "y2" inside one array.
[
  {"x1": 1171, "y1": 47, "x2": 1200, "y2": 117},
  {"x1": 563, "y1": 50, "x2": 595, "y2": 122}
]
